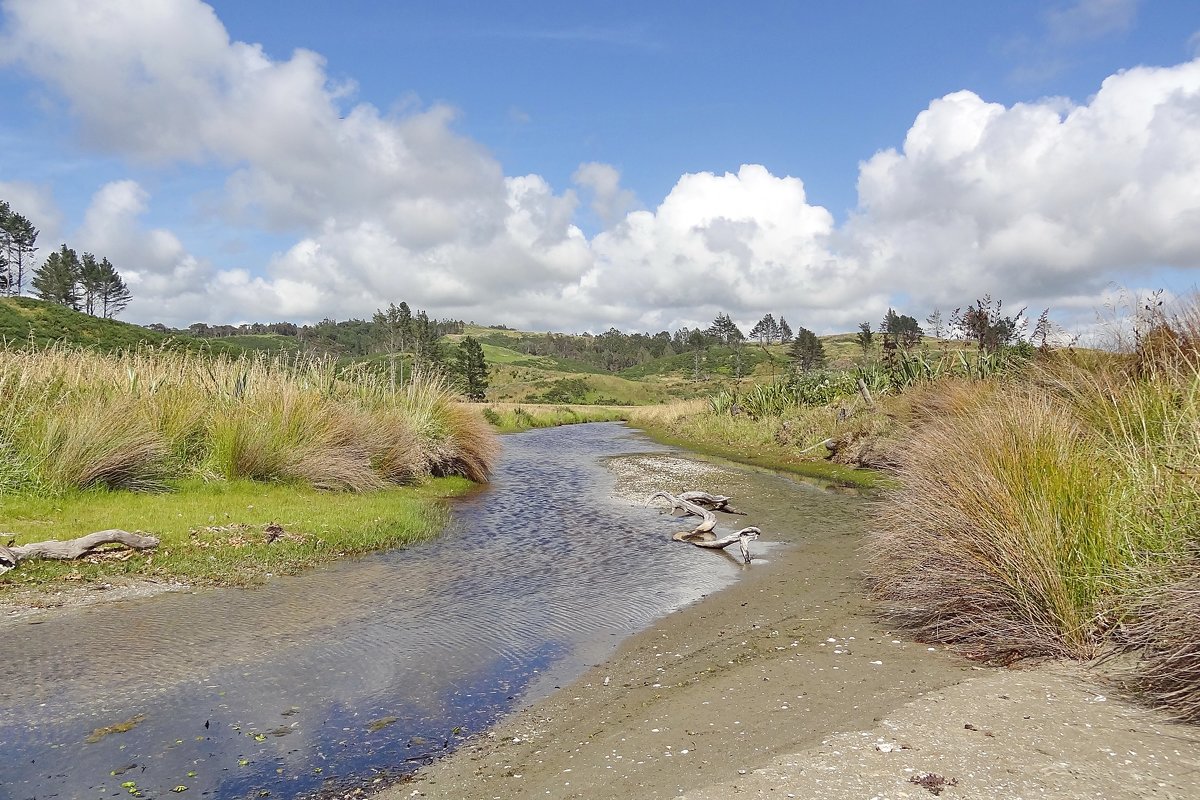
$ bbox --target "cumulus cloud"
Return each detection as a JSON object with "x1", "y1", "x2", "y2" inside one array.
[
  {"x1": 572, "y1": 162, "x2": 639, "y2": 228},
  {"x1": 848, "y1": 59, "x2": 1200, "y2": 322},
  {"x1": 585, "y1": 165, "x2": 889, "y2": 333},
  {"x1": 0, "y1": 179, "x2": 62, "y2": 247},
  {"x1": 3, "y1": 0, "x2": 1199, "y2": 337}
]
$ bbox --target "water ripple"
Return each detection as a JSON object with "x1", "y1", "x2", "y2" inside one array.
[{"x1": 0, "y1": 424, "x2": 745, "y2": 799}]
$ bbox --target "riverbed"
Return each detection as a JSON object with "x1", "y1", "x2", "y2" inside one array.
[{"x1": 1, "y1": 423, "x2": 809, "y2": 798}]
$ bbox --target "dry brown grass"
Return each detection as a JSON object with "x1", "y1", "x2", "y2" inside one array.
[{"x1": 1121, "y1": 574, "x2": 1200, "y2": 722}]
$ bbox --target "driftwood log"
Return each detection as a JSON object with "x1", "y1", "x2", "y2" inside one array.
[
  {"x1": 647, "y1": 491, "x2": 761, "y2": 563},
  {"x1": 673, "y1": 526, "x2": 761, "y2": 564},
  {"x1": 678, "y1": 491, "x2": 747, "y2": 515},
  {"x1": 0, "y1": 530, "x2": 160, "y2": 575}
]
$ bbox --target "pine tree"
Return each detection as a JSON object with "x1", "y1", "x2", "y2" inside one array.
[
  {"x1": 79, "y1": 252, "x2": 104, "y2": 315},
  {"x1": 881, "y1": 308, "x2": 924, "y2": 350},
  {"x1": 455, "y1": 336, "x2": 489, "y2": 401},
  {"x1": 373, "y1": 301, "x2": 414, "y2": 353},
  {"x1": 413, "y1": 310, "x2": 443, "y2": 369},
  {"x1": 96, "y1": 258, "x2": 131, "y2": 318},
  {"x1": 789, "y1": 327, "x2": 826, "y2": 371},
  {"x1": 749, "y1": 313, "x2": 778, "y2": 345},
  {"x1": 32, "y1": 244, "x2": 81, "y2": 309},
  {"x1": 0, "y1": 201, "x2": 37, "y2": 296},
  {"x1": 778, "y1": 316, "x2": 793, "y2": 344},
  {"x1": 855, "y1": 321, "x2": 873, "y2": 357}
]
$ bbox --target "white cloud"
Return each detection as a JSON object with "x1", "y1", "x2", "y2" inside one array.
[
  {"x1": 3, "y1": 0, "x2": 1199, "y2": 337},
  {"x1": 584, "y1": 165, "x2": 888, "y2": 333},
  {"x1": 0, "y1": 179, "x2": 62, "y2": 249},
  {"x1": 572, "y1": 162, "x2": 639, "y2": 227},
  {"x1": 848, "y1": 59, "x2": 1200, "y2": 321},
  {"x1": 1045, "y1": 0, "x2": 1139, "y2": 45}
]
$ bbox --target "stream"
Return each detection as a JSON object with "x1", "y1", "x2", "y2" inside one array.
[{"x1": 0, "y1": 423, "x2": 806, "y2": 799}]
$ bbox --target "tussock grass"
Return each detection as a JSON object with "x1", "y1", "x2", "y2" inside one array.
[
  {"x1": 0, "y1": 345, "x2": 498, "y2": 494},
  {"x1": 1122, "y1": 575, "x2": 1200, "y2": 722},
  {"x1": 868, "y1": 296, "x2": 1200, "y2": 717}
]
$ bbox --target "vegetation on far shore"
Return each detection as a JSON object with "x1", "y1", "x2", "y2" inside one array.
[{"x1": 0, "y1": 343, "x2": 497, "y2": 594}]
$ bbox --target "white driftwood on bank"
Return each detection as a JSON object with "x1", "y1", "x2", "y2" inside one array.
[
  {"x1": 673, "y1": 526, "x2": 761, "y2": 564},
  {"x1": 646, "y1": 491, "x2": 717, "y2": 534},
  {"x1": 0, "y1": 530, "x2": 160, "y2": 575},
  {"x1": 646, "y1": 491, "x2": 762, "y2": 563}
]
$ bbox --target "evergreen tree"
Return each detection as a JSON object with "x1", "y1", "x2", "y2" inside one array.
[
  {"x1": 412, "y1": 310, "x2": 443, "y2": 368},
  {"x1": 96, "y1": 258, "x2": 131, "y2": 318},
  {"x1": 455, "y1": 336, "x2": 489, "y2": 401},
  {"x1": 707, "y1": 312, "x2": 747, "y2": 379},
  {"x1": 0, "y1": 201, "x2": 38, "y2": 296},
  {"x1": 79, "y1": 252, "x2": 104, "y2": 315},
  {"x1": 778, "y1": 316, "x2": 793, "y2": 344},
  {"x1": 749, "y1": 313, "x2": 778, "y2": 345},
  {"x1": 373, "y1": 301, "x2": 413, "y2": 353},
  {"x1": 788, "y1": 327, "x2": 826, "y2": 371},
  {"x1": 32, "y1": 244, "x2": 81, "y2": 309},
  {"x1": 880, "y1": 308, "x2": 924, "y2": 349},
  {"x1": 855, "y1": 321, "x2": 873, "y2": 357}
]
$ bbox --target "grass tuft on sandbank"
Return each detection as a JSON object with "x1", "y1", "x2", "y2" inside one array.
[
  {"x1": 0, "y1": 345, "x2": 496, "y2": 592},
  {"x1": 865, "y1": 297, "x2": 1200, "y2": 718}
]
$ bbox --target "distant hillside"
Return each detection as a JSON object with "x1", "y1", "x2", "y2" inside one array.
[
  {"x1": 0, "y1": 297, "x2": 249, "y2": 355},
  {"x1": 1, "y1": 297, "x2": 979, "y2": 406}
]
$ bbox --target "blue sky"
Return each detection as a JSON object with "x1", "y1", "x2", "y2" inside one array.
[{"x1": 1, "y1": 0, "x2": 1198, "y2": 335}]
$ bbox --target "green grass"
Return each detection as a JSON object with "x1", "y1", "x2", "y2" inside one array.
[
  {"x1": 481, "y1": 403, "x2": 629, "y2": 432},
  {"x1": 0, "y1": 296, "x2": 249, "y2": 356},
  {"x1": 0, "y1": 477, "x2": 473, "y2": 592}
]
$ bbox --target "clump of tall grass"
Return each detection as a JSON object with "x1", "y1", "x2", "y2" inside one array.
[
  {"x1": 1121, "y1": 575, "x2": 1200, "y2": 722},
  {"x1": 868, "y1": 295, "x2": 1200, "y2": 700},
  {"x1": 0, "y1": 345, "x2": 498, "y2": 495}
]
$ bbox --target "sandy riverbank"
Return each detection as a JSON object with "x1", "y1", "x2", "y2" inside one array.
[{"x1": 379, "y1": 454, "x2": 1200, "y2": 800}]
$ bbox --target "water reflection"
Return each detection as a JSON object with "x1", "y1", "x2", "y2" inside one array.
[{"x1": 0, "y1": 424, "x2": 745, "y2": 799}]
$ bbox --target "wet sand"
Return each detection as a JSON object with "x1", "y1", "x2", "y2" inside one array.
[{"x1": 382, "y1": 455, "x2": 1200, "y2": 800}]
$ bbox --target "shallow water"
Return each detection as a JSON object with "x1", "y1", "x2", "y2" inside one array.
[{"x1": 0, "y1": 423, "x2": 783, "y2": 799}]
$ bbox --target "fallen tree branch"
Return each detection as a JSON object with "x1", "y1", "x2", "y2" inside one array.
[
  {"x1": 647, "y1": 491, "x2": 761, "y2": 563},
  {"x1": 0, "y1": 530, "x2": 160, "y2": 575},
  {"x1": 647, "y1": 491, "x2": 717, "y2": 534},
  {"x1": 673, "y1": 527, "x2": 761, "y2": 564},
  {"x1": 678, "y1": 491, "x2": 747, "y2": 515}
]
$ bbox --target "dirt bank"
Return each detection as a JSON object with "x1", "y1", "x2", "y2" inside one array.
[{"x1": 379, "y1": 454, "x2": 1200, "y2": 800}]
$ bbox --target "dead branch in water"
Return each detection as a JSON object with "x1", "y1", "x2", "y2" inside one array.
[
  {"x1": 678, "y1": 490, "x2": 747, "y2": 515},
  {"x1": 673, "y1": 526, "x2": 761, "y2": 564},
  {"x1": 647, "y1": 491, "x2": 762, "y2": 563},
  {"x1": 0, "y1": 530, "x2": 160, "y2": 575}
]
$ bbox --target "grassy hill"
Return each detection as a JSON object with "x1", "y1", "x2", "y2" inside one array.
[{"x1": 0, "y1": 296, "x2": 250, "y2": 356}]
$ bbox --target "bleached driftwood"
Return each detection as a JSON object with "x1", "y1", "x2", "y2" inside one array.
[
  {"x1": 646, "y1": 491, "x2": 717, "y2": 535},
  {"x1": 647, "y1": 491, "x2": 762, "y2": 563},
  {"x1": 0, "y1": 530, "x2": 160, "y2": 575},
  {"x1": 677, "y1": 491, "x2": 747, "y2": 515},
  {"x1": 673, "y1": 526, "x2": 761, "y2": 564}
]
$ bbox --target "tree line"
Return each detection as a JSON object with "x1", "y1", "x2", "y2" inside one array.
[{"x1": 1, "y1": 198, "x2": 132, "y2": 318}]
